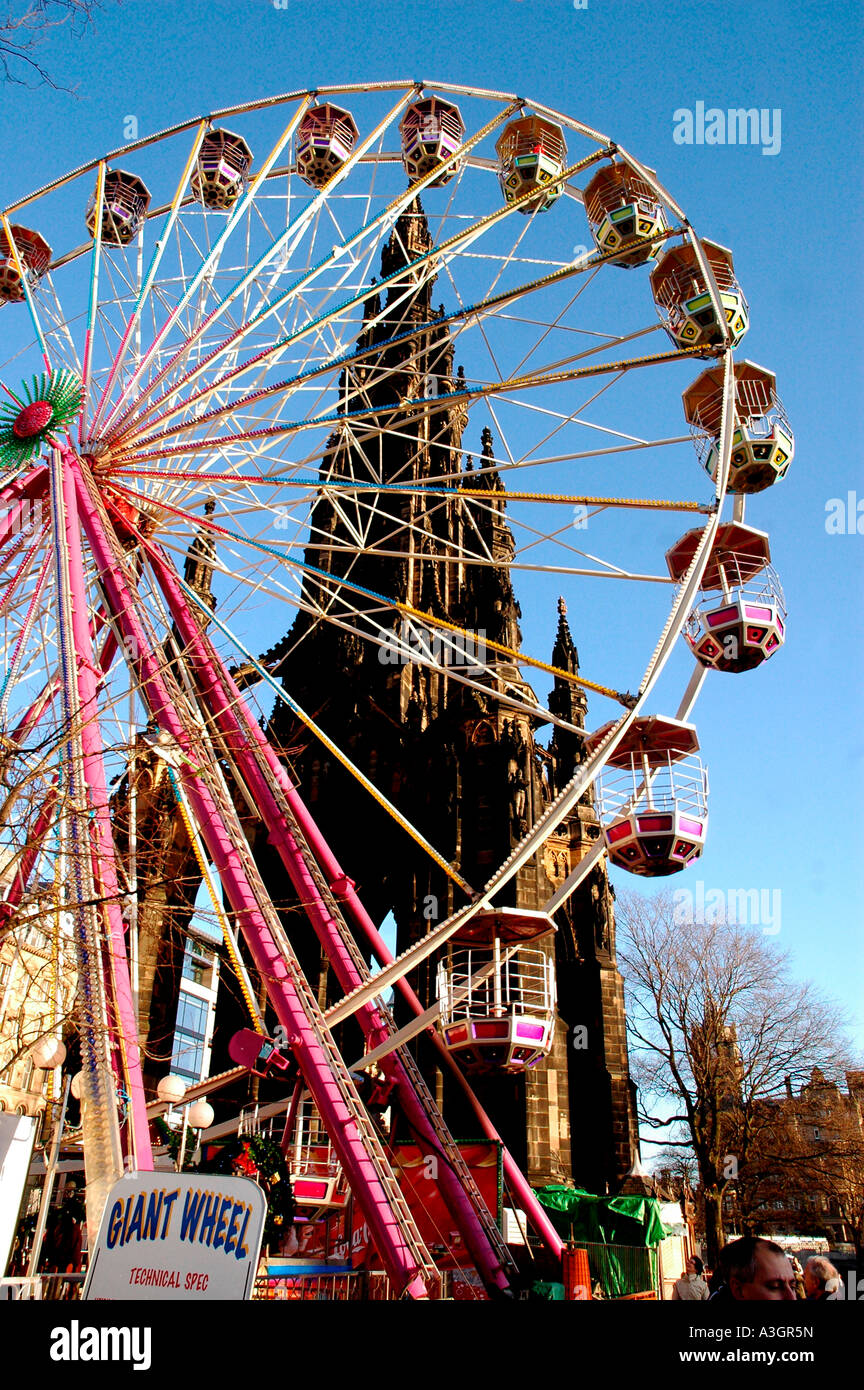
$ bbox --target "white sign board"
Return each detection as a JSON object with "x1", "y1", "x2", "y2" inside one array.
[
  {"x1": 83, "y1": 1172, "x2": 266, "y2": 1301},
  {"x1": 0, "y1": 1112, "x2": 37, "y2": 1277},
  {"x1": 502, "y1": 1207, "x2": 528, "y2": 1246}
]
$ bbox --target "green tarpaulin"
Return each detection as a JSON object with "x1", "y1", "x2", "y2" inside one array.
[
  {"x1": 530, "y1": 1280, "x2": 566, "y2": 1301},
  {"x1": 534, "y1": 1184, "x2": 667, "y2": 1247},
  {"x1": 534, "y1": 1185, "x2": 665, "y2": 1298}
]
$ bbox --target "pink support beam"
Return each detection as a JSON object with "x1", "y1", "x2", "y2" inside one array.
[
  {"x1": 0, "y1": 465, "x2": 48, "y2": 556},
  {"x1": 0, "y1": 788, "x2": 57, "y2": 943},
  {"x1": 144, "y1": 536, "x2": 513, "y2": 1296},
  {"x1": 74, "y1": 460, "x2": 432, "y2": 1300},
  {"x1": 144, "y1": 541, "x2": 563, "y2": 1258},
  {"x1": 0, "y1": 462, "x2": 48, "y2": 506},
  {"x1": 9, "y1": 615, "x2": 118, "y2": 760},
  {"x1": 57, "y1": 451, "x2": 153, "y2": 1172}
]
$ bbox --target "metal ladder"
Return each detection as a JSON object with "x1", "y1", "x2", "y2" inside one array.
[{"x1": 190, "y1": 732, "x2": 441, "y2": 1296}]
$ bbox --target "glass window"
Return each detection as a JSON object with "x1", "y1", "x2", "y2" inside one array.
[
  {"x1": 23, "y1": 921, "x2": 48, "y2": 950},
  {"x1": 185, "y1": 959, "x2": 207, "y2": 986},
  {"x1": 182, "y1": 942, "x2": 214, "y2": 987},
  {"x1": 172, "y1": 992, "x2": 210, "y2": 1085},
  {"x1": 171, "y1": 1033, "x2": 205, "y2": 1084},
  {"x1": 175, "y1": 993, "x2": 208, "y2": 1039}
]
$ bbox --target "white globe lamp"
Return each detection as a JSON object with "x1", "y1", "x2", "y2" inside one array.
[
  {"x1": 31, "y1": 1036, "x2": 66, "y2": 1070},
  {"x1": 157, "y1": 1074, "x2": 187, "y2": 1105},
  {"x1": 187, "y1": 1100, "x2": 214, "y2": 1131}
]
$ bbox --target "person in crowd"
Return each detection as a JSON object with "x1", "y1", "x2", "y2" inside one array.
[
  {"x1": 672, "y1": 1254, "x2": 711, "y2": 1301},
  {"x1": 40, "y1": 1201, "x2": 84, "y2": 1301},
  {"x1": 708, "y1": 1236, "x2": 797, "y2": 1301},
  {"x1": 803, "y1": 1256, "x2": 842, "y2": 1301},
  {"x1": 789, "y1": 1254, "x2": 807, "y2": 1300},
  {"x1": 42, "y1": 1206, "x2": 83, "y2": 1275}
]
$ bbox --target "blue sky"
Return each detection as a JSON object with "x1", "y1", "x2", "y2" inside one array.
[{"x1": 1, "y1": 0, "x2": 861, "y2": 1054}]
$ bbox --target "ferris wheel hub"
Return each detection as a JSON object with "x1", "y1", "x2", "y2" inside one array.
[{"x1": 82, "y1": 437, "x2": 110, "y2": 459}]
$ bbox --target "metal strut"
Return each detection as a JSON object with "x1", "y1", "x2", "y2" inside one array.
[
  {"x1": 49, "y1": 450, "x2": 148, "y2": 1250},
  {"x1": 73, "y1": 454, "x2": 437, "y2": 1299}
]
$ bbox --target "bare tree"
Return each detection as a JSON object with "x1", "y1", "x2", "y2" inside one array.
[
  {"x1": 0, "y1": 2, "x2": 110, "y2": 88},
  {"x1": 615, "y1": 890, "x2": 850, "y2": 1266}
]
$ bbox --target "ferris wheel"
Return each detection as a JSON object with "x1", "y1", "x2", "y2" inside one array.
[{"x1": 0, "y1": 81, "x2": 792, "y2": 1299}]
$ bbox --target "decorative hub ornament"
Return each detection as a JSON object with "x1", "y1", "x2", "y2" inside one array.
[
  {"x1": 0, "y1": 370, "x2": 83, "y2": 468},
  {"x1": 12, "y1": 400, "x2": 54, "y2": 438}
]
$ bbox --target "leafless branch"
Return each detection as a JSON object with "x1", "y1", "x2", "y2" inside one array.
[{"x1": 0, "y1": 2, "x2": 112, "y2": 91}]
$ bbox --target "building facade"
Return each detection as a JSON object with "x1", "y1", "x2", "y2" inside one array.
[
  {"x1": 738, "y1": 1069, "x2": 864, "y2": 1250},
  {"x1": 0, "y1": 886, "x2": 75, "y2": 1134}
]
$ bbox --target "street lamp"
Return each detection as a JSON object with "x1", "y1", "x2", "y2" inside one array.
[
  {"x1": 157, "y1": 1074, "x2": 212, "y2": 1171},
  {"x1": 156, "y1": 1073, "x2": 187, "y2": 1106},
  {"x1": 187, "y1": 1101, "x2": 214, "y2": 1130},
  {"x1": 26, "y1": 1038, "x2": 71, "y2": 1280},
  {"x1": 30, "y1": 1036, "x2": 67, "y2": 1071}
]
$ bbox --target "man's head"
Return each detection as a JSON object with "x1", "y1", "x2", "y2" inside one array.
[
  {"x1": 804, "y1": 1256, "x2": 840, "y2": 1298},
  {"x1": 719, "y1": 1237, "x2": 797, "y2": 1301}
]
